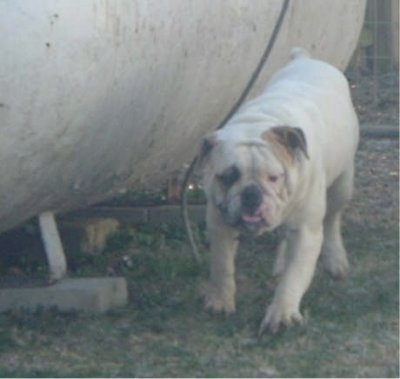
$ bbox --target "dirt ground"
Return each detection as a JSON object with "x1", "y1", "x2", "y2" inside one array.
[
  {"x1": 347, "y1": 71, "x2": 399, "y2": 228},
  {"x1": 350, "y1": 137, "x2": 398, "y2": 227},
  {"x1": 348, "y1": 71, "x2": 399, "y2": 126}
]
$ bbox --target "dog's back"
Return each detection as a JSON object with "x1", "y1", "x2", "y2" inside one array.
[
  {"x1": 269, "y1": 48, "x2": 350, "y2": 100},
  {"x1": 229, "y1": 48, "x2": 359, "y2": 186}
]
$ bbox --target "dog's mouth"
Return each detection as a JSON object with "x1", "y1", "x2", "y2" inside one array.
[
  {"x1": 218, "y1": 203, "x2": 273, "y2": 233},
  {"x1": 241, "y1": 213, "x2": 263, "y2": 224},
  {"x1": 240, "y1": 211, "x2": 267, "y2": 232}
]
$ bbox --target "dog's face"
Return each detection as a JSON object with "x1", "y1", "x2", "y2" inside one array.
[{"x1": 200, "y1": 125, "x2": 308, "y2": 235}]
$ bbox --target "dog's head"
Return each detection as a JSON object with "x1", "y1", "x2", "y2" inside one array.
[{"x1": 199, "y1": 125, "x2": 308, "y2": 234}]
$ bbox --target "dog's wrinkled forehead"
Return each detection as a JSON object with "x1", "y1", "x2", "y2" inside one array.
[
  {"x1": 204, "y1": 133, "x2": 284, "y2": 182},
  {"x1": 199, "y1": 125, "x2": 308, "y2": 176}
]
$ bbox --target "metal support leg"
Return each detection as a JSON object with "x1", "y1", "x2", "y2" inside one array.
[{"x1": 38, "y1": 211, "x2": 67, "y2": 283}]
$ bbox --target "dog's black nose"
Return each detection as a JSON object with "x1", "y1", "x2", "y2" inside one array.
[{"x1": 241, "y1": 184, "x2": 262, "y2": 214}]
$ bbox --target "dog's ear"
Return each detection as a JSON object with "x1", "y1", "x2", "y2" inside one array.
[
  {"x1": 197, "y1": 132, "x2": 218, "y2": 165},
  {"x1": 264, "y1": 126, "x2": 309, "y2": 160}
]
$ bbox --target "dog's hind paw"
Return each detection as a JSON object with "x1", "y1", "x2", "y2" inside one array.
[{"x1": 259, "y1": 303, "x2": 304, "y2": 335}]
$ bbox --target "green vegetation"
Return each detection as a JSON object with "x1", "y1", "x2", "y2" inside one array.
[{"x1": 0, "y1": 220, "x2": 398, "y2": 377}]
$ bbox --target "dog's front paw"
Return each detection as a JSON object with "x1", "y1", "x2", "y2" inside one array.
[
  {"x1": 201, "y1": 282, "x2": 236, "y2": 314},
  {"x1": 259, "y1": 301, "x2": 303, "y2": 335}
]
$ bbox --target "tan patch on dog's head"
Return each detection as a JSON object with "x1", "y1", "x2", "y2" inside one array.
[
  {"x1": 262, "y1": 130, "x2": 294, "y2": 167},
  {"x1": 261, "y1": 126, "x2": 309, "y2": 165}
]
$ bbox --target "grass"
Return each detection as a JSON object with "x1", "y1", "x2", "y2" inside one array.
[{"x1": 0, "y1": 219, "x2": 398, "y2": 377}]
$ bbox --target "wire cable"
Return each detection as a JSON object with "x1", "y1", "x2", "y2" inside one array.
[{"x1": 181, "y1": 0, "x2": 291, "y2": 263}]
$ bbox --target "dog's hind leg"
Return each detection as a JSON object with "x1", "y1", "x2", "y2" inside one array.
[{"x1": 321, "y1": 165, "x2": 354, "y2": 280}]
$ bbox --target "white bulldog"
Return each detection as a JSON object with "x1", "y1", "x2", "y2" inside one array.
[{"x1": 199, "y1": 48, "x2": 359, "y2": 334}]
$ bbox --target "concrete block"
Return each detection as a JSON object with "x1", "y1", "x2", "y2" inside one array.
[{"x1": 0, "y1": 277, "x2": 128, "y2": 313}]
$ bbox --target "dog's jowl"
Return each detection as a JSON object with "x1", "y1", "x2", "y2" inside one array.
[{"x1": 198, "y1": 48, "x2": 359, "y2": 334}]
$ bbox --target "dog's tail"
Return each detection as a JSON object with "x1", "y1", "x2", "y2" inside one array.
[{"x1": 290, "y1": 47, "x2": 311, "y2": 60}]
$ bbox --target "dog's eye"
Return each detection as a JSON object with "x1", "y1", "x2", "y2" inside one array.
[
  {"x1": 217, "y1": 166, "x2": 240, "y2": 187},
  {"x1": 269, "y1": 175, "x2": 279, "y2": 183}
]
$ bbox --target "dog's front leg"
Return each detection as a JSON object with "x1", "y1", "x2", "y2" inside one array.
[
  {"x1": 203, "y1": 203, "x2": 240, "y2": 314},
  {"x1": 260, "y1": 223, "x2": 323, "y2": 334}
]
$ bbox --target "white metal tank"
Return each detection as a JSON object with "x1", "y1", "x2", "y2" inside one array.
[{"x1": 0, "y1": 0, "x2": 366, "y2": 232}]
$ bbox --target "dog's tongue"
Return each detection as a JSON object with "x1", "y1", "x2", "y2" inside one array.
[{"x1": 242, "y1": 213, "x2": 262, "y2": 224}]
